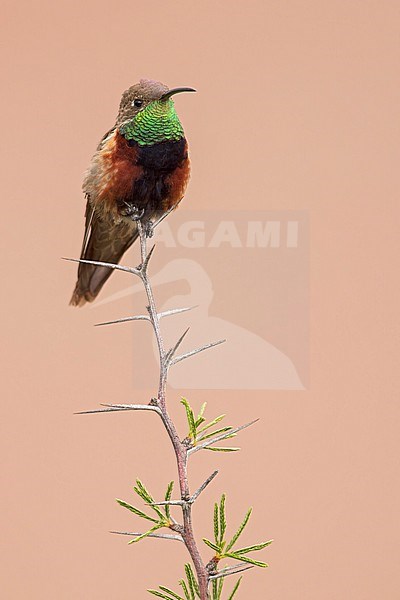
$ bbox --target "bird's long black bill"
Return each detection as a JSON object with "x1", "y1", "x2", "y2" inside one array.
[{"x1": 160, "y1": 87, "x2": 196, "y2": 101}]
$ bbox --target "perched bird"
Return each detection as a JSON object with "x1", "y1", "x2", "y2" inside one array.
[{"x1": 70, "y1": 79, "x2": 195, "y2": 306}]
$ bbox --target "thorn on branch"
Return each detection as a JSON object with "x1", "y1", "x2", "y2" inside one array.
[
  {"x1": 62, "y1": 257, "x2": 140, "y2": 276},
  {"x1": 170, "y1": 339, "x2": 226, "y2": 367},
  {"x1": 94, "y1": 315, "x2": 150, "y2": 327},
  {"x1": 75, "y1": 403, "x2": 162, "y2": 416},
  {"x1": 166, "y1": 328, "x2": 191, "y2": 364},
  {"x1": 101, "y1": 403, "x2": 162, "y2": 413},
  {"x1": 75, "y1": 407, "x2": 132, "y2": 415},
  {"x1": 208, "y1": 564, "x2": 255, "y2": 580},
  {"x1": 158, "y1": 306, "x2": 198, "y2": 319},
  {"x1": 140, "y1": 243, "x2": 156, "y2": 272},
  {"x1": 150, "y1": 205, "x2": 176, "y2": 230},
  {"x1": 109, "y1": 530, "x2": 184, "y2": 543},
  {"x1": 191, "y1": 470, "x2": 219, "y2": 502}
]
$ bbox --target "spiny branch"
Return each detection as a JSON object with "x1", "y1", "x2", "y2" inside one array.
[
  {"x1": 134, "y1": 221, "x2": 210, "y2": 598},
  {"x1": 71, "y1": 219, "x2": 252, "y2": 600}
]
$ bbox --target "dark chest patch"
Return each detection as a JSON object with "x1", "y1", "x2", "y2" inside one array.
[
  {"x1": 133, "y1": 137, "x2": 187, "y2": 171},
  {"x1": 118, "y1": 138, "x2": 188, "y2": 217}
]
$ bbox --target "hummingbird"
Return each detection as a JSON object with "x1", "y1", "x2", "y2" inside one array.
[{"x1": 70, "y1": 79, "x2": 195, "y2": 306}]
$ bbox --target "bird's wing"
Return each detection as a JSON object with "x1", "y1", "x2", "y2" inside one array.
[
  {"x1": 79, "y1": 196, "x2": 95, "y2": 258},
  {"x1": 70, "y1": 199, "x2": 138, "y2": 306}
]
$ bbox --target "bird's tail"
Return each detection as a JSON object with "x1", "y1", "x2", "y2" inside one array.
[{"x1": 70, "y1": 214, "x2": 139, "y2": 307}]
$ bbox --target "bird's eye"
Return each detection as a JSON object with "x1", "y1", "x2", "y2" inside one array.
[{"x1": 132, "y1": 98, "x2": 143, "y2": 108}]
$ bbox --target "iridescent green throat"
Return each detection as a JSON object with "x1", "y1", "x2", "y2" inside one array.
[{"x1": 120, "y1": 99, "x2": 184, "y2": 146}]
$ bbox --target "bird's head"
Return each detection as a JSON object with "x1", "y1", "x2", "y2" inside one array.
[{"x1": 116, "y1": 79, "x2": 195, "y2": 146}]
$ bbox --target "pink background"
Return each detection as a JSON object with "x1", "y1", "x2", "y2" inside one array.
[{"x1": 2, "y1": 1, "x2": 399, "y2": 598}]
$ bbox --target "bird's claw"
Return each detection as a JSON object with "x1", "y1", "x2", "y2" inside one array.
[
  {"x1": 122, "y1": 202, "x2": 145, "y2": 222},
  {"x1": 120, "y1": 203, "x2": 154, "y2": 237},
  {"x1": 144, "y1": 221, "x2": 154, "y2": 238}
]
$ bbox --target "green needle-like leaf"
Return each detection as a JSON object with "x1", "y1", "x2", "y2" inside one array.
[
  {"x1": 205, "y1": 447, "x2": 240, "y2": 452},
  {"x1": 227, "y1": 577, "x2": 242, "y2": 600},
  {"x1": 195, "y1": 402, "x2": 207, "y2": 427},
  {"x1": 214, "y1": 502, "x2": 219, "y2": 544},
  {"x1": 203, "y1": 538, "x2": 220, "y2": 552},
  {"x1": 148, "y1": 590, "x2": 176, "y2": 600},
  {"x1": 217, "y1": 576, "x2": 224, "y2": 600},
  {"x1": 197, "y1": 414, "x2": 226, "y2": 435},
  {"x1": 197, "y1": 427, "x2": 233, "y2": 442},
  {"x1": 134, "y1": 479, "x2": 153, "y2": 503},
  {"x1": 184, "y1": 564, "x2": 198, "y2": 599},
  {"x1": 184, "y1": 564, "x2": 200, "y2": 598},
  {"x1": 179, "y1": 579, "x2": 191, "y2": 600},
  {"x1": 211, "y1": 576, "x2": 223, "y2": 600},
  {"x1": 234, "y1": 540, "x2": 273, "y2": 554},
  {"x1": 128, "y1": 524, "x2": 163, "y2": 544},
  {"x1": 225, "y1": 553, "x2": 268, "y2": 568},
  {"x1": 159, "y1": 586, "x2": 185, "y2": 600},
  {"x1": 164, "y1": 481, "x2": 174, "y2": 519},
  {"x1": 181, "y1": 398, "x2": 197, "y2": 441},
  {"x1": 225, "y1": 508, "x2": 252, "y2": 552},
  {"x1": 116, "y1": 499, "x2": 158, "y2": 523},
  {"x1": 219, "y1": 494, "x2": 227, "y2": 545},
  {"x1": 134, "y1": 479, "x2": 165, "y2": 521}
]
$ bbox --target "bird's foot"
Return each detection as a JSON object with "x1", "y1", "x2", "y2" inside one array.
[
  {"x1": 144, "y1": 220, "x2": 154, "y2": 238},
  {"x1": 121, "y1": 202, "x2": 145, "y2": 222}
]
